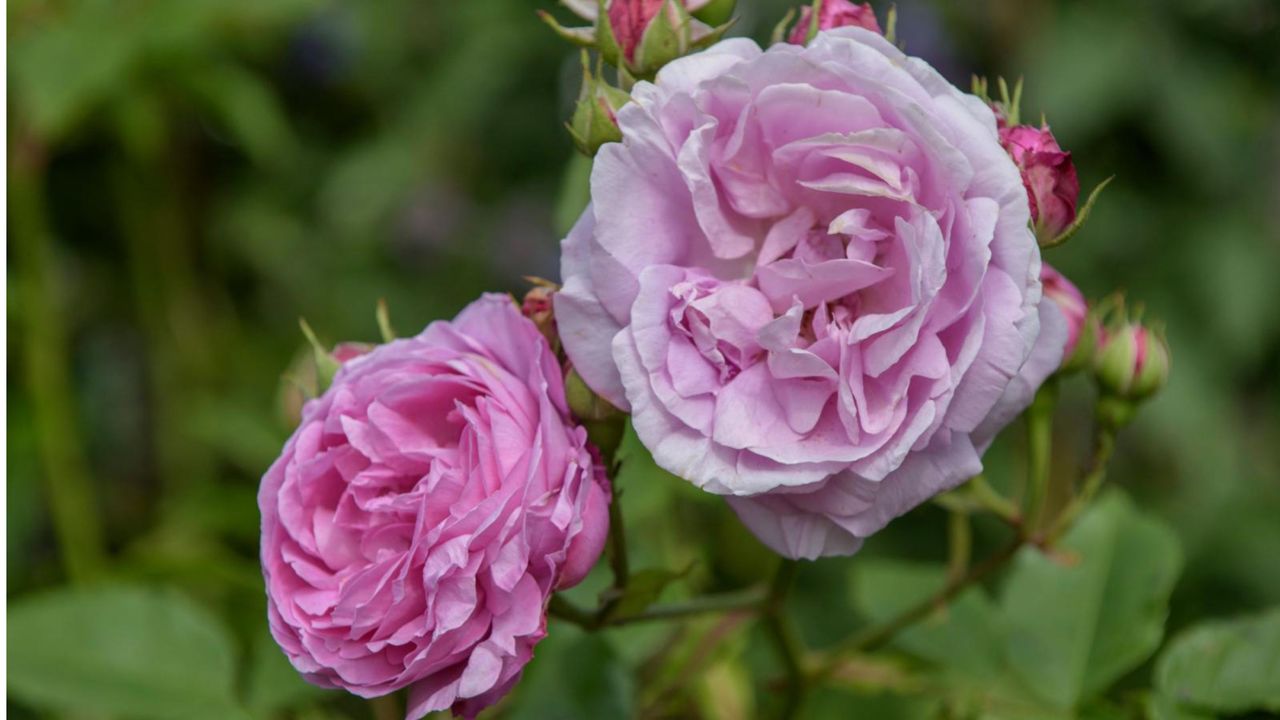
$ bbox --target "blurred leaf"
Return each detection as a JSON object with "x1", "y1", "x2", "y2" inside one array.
[
  {"x1": 185, "y1": 63, "x2": 301, "y2": 169},
  {"x1": 603, "y1": 566, "x2": 690, "y2": 621},
  {"x1": 695, "y1": 657, "x2": 755, "y2": 720},
  {"x1": 247, "y1": 628, "x2": 332, "y2": 718},
  {"x1": 8, "y1": 585, "x2": 250, "y2": 720},
  {"x1": 1153, "y1": 606, "x2": 1280, "y2": 715},
  {"x1": 1002, "y1": 492, "x2": 1183, "y2": 709},
  {"x1": 1145, "y1": 692, "x2": 1215, "y2": 720},
  {"x1": 507, "y1": 627, "x2": 634, "y2": 720}
]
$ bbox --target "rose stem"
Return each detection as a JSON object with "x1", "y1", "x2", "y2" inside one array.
[
  {"x1": 1024, "y1": 381, "x2": 1058, "y2": 533},
  {"x1": 762, "y1": 560, "x2": 807, "y2": 719},
  {"x1": 811, "y1": 538, "x2": 1024, "y2": 683}
]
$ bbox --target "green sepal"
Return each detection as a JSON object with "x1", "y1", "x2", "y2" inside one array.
[{"x1": 1040, "y1": 175, "x2": 1115, "y2": 249}]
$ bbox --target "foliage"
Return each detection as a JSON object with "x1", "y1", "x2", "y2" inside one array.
[{"x1": 7, "y1": 0, "x2": 1280, "y2": 718}]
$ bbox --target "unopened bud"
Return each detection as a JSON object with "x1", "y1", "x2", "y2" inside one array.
[
  {"x1": 521, "y1": 283, "x2": 560, "y2": 349},
  {"x1": 1040, "y1": 264, "x2": 1093, "y2": 373},
  {"x1": 783, "y1": 0, "x2": 880, "y2": 45},
  {"x1": 568, "y1": 54, "x2": 630, "y2": 156}
]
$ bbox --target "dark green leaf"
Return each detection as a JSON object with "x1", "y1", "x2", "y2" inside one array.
[{"x1": 507, "y1": 628, "x2": 634, "y2": 720}]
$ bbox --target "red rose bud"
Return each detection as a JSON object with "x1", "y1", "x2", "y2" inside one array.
[
  {"x1": 1000, "y1": 123, "x2": 1081, "y2": 242},
  {"x1": 1093, "y1": 321, "x2": 1170, "y2": 404},
  {"x1": 786, "y1": 0, "x2": 880, "y2": 44},
  {"x1": 1041, "y1": 264, "x2": 1094, "y2": 373}
]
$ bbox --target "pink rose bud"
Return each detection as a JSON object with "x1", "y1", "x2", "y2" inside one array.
[
  {"x1": 1093, "y1": 321, "x2": 1170, "y2": 402},
  {"x1": 1000, "y1": 123, "x2": 1081, "y2": 242},
  {"x1": 787, "y1": 0, "x2": 881, "y2": 44},
  {"x1": 1040, "y1": 264, "x2": 1093, "y2": 372},
  {"x1": 260, "y1": 295, "x2": 611, "y2": 718}
]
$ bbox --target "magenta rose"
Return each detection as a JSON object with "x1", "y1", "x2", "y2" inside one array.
[
  {"x1": 999, "y1": 123, "x2": 1080, "y2": 240},
  {"x1": 555, "y1": 29, "x2": 1066, "y2": 559},
  {"x1": 787, "y1": 0, "x2": 881, "y2": 44},
  {"x1": 259, "y1": 295, "x2": 610, "y2": 718}
]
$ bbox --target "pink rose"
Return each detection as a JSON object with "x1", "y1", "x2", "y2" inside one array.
[
  {"x1": 999, "y1": 123, "x2": 1080, "y2": 240},
  {"x1": 787, "y1": 0, "x2": 881, "y2": 44},
  {"x1": 555, "y1": 30, "x2": 1065, "y2": 559},
  {"x1": 1040, "y1": 264, "x2": 1087, "y2": 362},
  {"x1": 259, "y1": 295, "x2": 610, "y2": 718}
]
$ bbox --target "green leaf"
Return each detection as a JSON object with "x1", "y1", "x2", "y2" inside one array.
[
  {"x1": 851, "y1": 560, "x2": 1006, "y2": 677},
  {"x1": 1001, "y1": 491, "x2": 1182, "y2": 709},
  {"x1": 1153, "y1": 606, "x2": 1280, "y2": 715},
  {"x1": 8, "y1": 585, "x2": 250, "y2": 720}
]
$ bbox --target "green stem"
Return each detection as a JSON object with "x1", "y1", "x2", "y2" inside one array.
[
  {"x1": 11, "y1": 140, "x2": 105, "y2": 584},
  {"x1": 970, "y1": 475, "x2": 1022, "y2": 526},
  {"x1": 549, "y1": 587, "x2": 767, "y2": 629},
  {"x1": 1025, "y1": 381, "x2": 1057, "y2": 532},
  {"x1": 1046, "y1": 424, "x2": 1117, "y2": 543},
  {"x1": 763, "y1": 560, "x2": 806, "y2": 719},
  {"x1": 815, "y1": 539, "x2": 1024, "y2": 682},
  {"x1": 947, "y1": 510, "x2": 972, "y2": 582}
]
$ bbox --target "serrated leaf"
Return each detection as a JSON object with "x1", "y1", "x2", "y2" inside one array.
[
  {"x1": 8, "y1": 585, "x2": 250, "y2": 720},
  {"x1": 1153, "y1": 606, "x2": 1280, "y2": 715},
  {"x1": 1001, "y1": 491, "x2": 1182, "y2": 709}
]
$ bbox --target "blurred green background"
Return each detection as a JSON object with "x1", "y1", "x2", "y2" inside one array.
[{"x1": 8, "y1": 0, "x2": 1280, "y2": 718}]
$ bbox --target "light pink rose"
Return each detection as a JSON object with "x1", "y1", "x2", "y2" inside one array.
[
  {"x1": 260, "y1": 295, "x2": 610, "y2": 718},
  {"x1": 555, "y1": 30, "x2": 1065, "y2": 559},
  {"x1": 787, "y1": 0, "x2": 881, "y2": 44},
  {"x1": 999, "y1": 123, "x2": 1080, "y2": 239},
  {"x1": 1040, "y1": 264, "x2": 1087, "y2": 360}
]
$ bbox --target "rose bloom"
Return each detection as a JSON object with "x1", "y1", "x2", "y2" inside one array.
[
  {"x1": 260, "y1": 295, "x2": 610, "y2": 718},
  {"x1": 788, "y1": 0, "x2": 881, "y2": 44},
  {"x1": 999, "y1": 123, "x2": 1080, "y2": 239},
  {"x1": 556, "y1": 29, "x2": 1066, "y2": 559}
]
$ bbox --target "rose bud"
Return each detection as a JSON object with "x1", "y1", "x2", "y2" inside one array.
[
  {"x1": 521, "y1": 283, "x2": 560, "y2": 348},
  {"x1": 1093, "y1": 320, "x2": 1170, "y2": 402},
  {"x1": 567, "y1": 54, "x2": 631, "y2": 156},
  {"x1": 785, "y1": 0, "x2": 881, "y2": 44},
  {"x1": 1040, "y1": 264, "x2": 1095, "y2": 373},
  {"x1": 540, "y1": 0, "x2": 732, "y2": 79},
  {"x1": 1000, "y1": 123, "x2": 1081, "y2": 243},
  {"x1": 260, "y1": 294, "x2": 611, "y2": 718}
]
